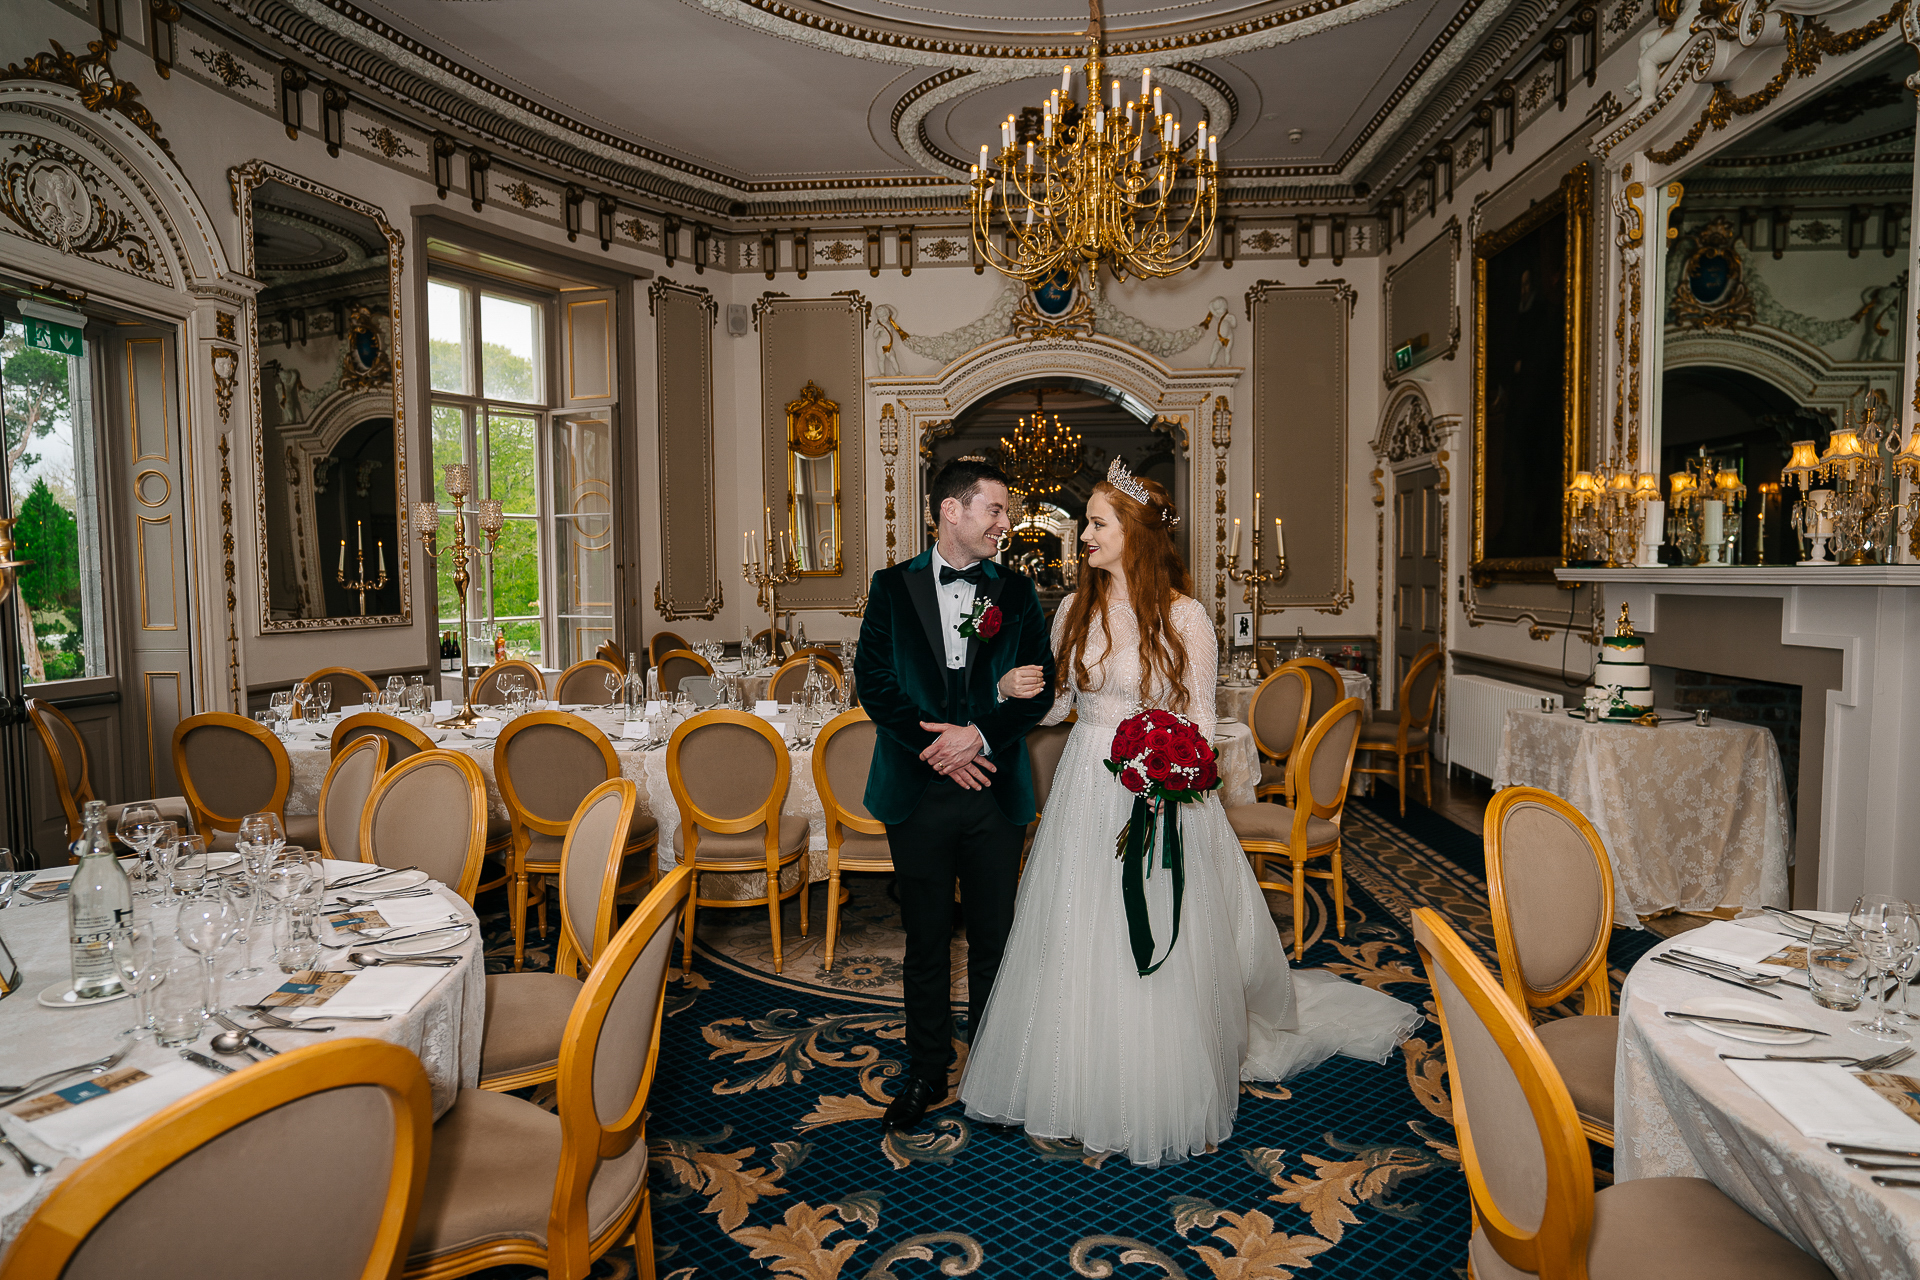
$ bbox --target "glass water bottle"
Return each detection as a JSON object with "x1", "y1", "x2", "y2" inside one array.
[{"x1": 69, "y1": 799, "x2": 131, "y2": 998}]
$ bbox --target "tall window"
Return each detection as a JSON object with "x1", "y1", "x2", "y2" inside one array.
[{"x1": 1, "y1": 318, "x2": 107, "y2": 685}]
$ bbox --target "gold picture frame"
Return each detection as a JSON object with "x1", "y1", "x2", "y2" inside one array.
[
  {"x1": 1471, "y1": 163, "x2": 1590, "y2": 584},
  {"x1": 786, "y1": 381, "x2": 842, "y2": 576}
]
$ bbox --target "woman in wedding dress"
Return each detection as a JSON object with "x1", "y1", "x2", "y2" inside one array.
[{"x1": 958, "y1": 464, "x2": 1423, "y2": 1167}]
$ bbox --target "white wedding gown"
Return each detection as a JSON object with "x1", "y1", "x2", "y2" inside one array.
[{"x1": 959, "y1": 594, "x2": 1424, "y2": 1167}]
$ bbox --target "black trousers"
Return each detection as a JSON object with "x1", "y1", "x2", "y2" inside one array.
[{"x1": 885, "y1": 777, "x2": 1024, "y2": 1086}]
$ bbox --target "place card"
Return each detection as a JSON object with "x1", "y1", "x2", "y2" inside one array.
[
  {"x1": 470, "y1": 719, "x2": 503, "y2": 739},
  {"x1": 262, "y1": 970, "x2": 356, "y2": 1009},
  {"x1": 753, "y1": 700, "x2": 779, "y2": 718},
  {"x1": 324, "y1": 907, "x2": 389, "y2": 933},
  {"x1": 11, "y1": 1067, "x2": 151, "y2": 1122},
  {"x1": 432, "y1": 700, "x2": 452, "y2": 716},
  {"x1": 621, "y1": 721, "x2": 650, "y2": 740}
]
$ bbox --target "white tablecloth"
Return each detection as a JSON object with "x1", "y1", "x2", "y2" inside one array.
[
  {"x1": 0, "y1": 859, "x2": 481, "y2": 1246},
  {"x1": 1616, "y1": 929, "x2": 1920, "y2": 1276},
  {"x1": 1216, "y1": 668, "x2": 1373, "y2": 728},
  {"x1": 1491, "y1": 709, "x2": 1791, "y2": 927}
]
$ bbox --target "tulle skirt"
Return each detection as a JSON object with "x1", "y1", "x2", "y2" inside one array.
[{"x1": 959, "y1": 718, "x2": 1425, "y2": 1166}]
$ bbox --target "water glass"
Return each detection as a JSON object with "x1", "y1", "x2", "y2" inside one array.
[
  {"x1": 224, "y1": 878, "x2": 266, "y2": 980},
  {"x1": 604, "y1": 669, "x2": 624, "y2": 712},
  {"x1": 1809, "y1": 945, "x2": 1868, "y2": 1011},
  {"x1": 109, "y1": 926, "x2": 160, "y2": 1039},
  {"x1": 1848, "y1": 893, "x2": 1916, "y2": 1043},
  {"x1": 274, "y1": 902, "x2": 323, "y2": 972},
  {"x1": 170, "y1": 834, "x2": 210, "y2": 899},
  {"x1": 151, "y1": 957, "x2": 203, "y2": 1046},
  {"x1": 175, "y1": 889, "x2": 237, "y2": 1015}
]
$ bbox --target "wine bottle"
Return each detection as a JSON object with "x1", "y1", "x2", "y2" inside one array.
[
  {"x1": 494, "y1": 628, "x2": 506, "y2": 664},
  {"x1": 69, "y1": 799, "x2": 130, "y2": 999}
]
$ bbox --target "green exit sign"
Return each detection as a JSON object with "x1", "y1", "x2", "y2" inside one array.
[
  {"x1": 1393, "y1": 344, "x2": 1414, "y2": 371},
  {"x1": 23, "y1": 316, "x2": 84, "y2": 356}
]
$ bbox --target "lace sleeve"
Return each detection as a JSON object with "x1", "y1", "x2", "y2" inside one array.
[
  {"x1": 1176, "y1": 597, "x2": 1218, "y2": 739},
  {"x1": 1040, "y1": 593, "x2": 1076, "y2": 727}
]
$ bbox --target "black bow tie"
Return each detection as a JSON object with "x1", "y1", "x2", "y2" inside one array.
[{"x1": 939, "y1": 563, "x2": 986, "y2": 587}]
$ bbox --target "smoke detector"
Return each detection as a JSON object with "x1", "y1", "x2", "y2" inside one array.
[{"x1": 1288, "y1": 128, "x2": 1305, "y2": 145}]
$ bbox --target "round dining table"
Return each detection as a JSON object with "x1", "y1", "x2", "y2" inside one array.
[
  {"x1": 1616, "y1": 925, "x2": 1920, "y2": 1277},
  {"x1": 0, "y1": 858, "x2": 482, "y2": 1248},
  {"x1": 1215, "y1": 667, "x2": 1374, "y2": 729}
]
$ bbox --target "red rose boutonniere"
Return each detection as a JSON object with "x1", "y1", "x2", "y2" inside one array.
[{"x1": 958, "y1": 596, "x2": 1002, "y2": 641}]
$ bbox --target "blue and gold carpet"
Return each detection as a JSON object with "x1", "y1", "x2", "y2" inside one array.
[{"x1": 473, "y1": 793, "x2": 1661, "y2": 1279}]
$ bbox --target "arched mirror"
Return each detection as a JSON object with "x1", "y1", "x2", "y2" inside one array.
[{"x1": 786, "y1": 381, "x2": 841, "y2": 574}]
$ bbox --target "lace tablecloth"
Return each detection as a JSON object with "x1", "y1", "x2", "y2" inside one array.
[
  {"x1": 284, "y1": 710, "x2": 1259, "y2": 902},
  {"x1": 1615, "y1": 931, "x2": 1920, "y2": 1276},
  {"x1": 1491, "y1": 710, "x2": 1790, "y2": 927},
  {"x1": 0, "y1": 858, "x2": 482, "y2": 1247},
  {"x1": 1216, "y1": 668, "x2": 1373, "y2": 728}
]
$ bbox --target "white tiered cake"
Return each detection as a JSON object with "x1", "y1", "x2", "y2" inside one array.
[{"x1": 1590, "y1": 603, "x2": 1653, "y2": 717}]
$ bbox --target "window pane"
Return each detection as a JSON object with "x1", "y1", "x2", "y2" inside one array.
[
  {"x1": 428, "y1": 281, "x2": 470, "y2": 395},
  {"x1": 485, "y1": 412, "x2": 537, "y2": 515},
  {"x1": 488, "y1": 517, "x2": 541, "y2": 661},
  {"x1": 3, "y1": 320, "x2": 104, "y2": 684},
  {"x1": 431, "y1": 403, "x2": 466, "y2": 505},
  {"x1": 480, "y1": 294, "x2": 540, "y2": 403},
  {"x1": 551, "y1": 414, "x2": 613, "y2": 666}
]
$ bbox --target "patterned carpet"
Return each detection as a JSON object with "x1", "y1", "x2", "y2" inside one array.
[{"x1": 468, "y1": 791, "x2": 1663, "y2": 1279}]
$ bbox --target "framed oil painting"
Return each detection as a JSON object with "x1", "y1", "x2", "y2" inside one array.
[{"x1": 1471, "y1": 163, "x2": 1590, "y2": 583}]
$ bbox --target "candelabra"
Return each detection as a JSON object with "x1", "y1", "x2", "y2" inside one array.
[
  {"x1": 1785, "y1": 401, "x2": 1903, "y2": 565},
  {"x1": 335, "y1": 518, "x2": 388, "y2": 617},
  {"x1": 1224, "y1": 489, "x2": 1285, "y2": 657},
  {"x1": 743, "y1": 504, "x2": 800, "y2": 652},
  {"x1": 412, "y1": 464, "x2": 502, "y2": 727},
  {"x1": 1893, "y1": 418, "x2": 1920, "y2": 561},
  {"x1": 1565, "y1": 462, "x2": 1660, "y2": 567},
  {"x1": 1666, "y1": 449, "x2": 1746, "y2": 566},
  {"x1": 1754, "y1": 482, "x2": 1780, "y2": 565}
]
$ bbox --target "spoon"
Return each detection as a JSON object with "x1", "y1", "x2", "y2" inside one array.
[
  {"x1": 206, "y1": 1030, "x2": 262, "y2": 1061},
  {"x1": 346, "y1": 951, "x2": 460, "y2": 968},
  {"x1": 210, "y1": 1013, "x2": 279, "y2": 1058}
]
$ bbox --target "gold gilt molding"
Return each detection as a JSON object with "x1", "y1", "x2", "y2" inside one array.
[
  {"x1": 0, "y1": 40, "x2": 174, "y2": 159},
  {"x1": 209, "y1": 346, "x2": 237, "y2": 422},
  {"x1": 1612, "y1": 177, "x2": 1645, "y2": 466},
  {"x1": 218, "y1": 433, "x2": 239, "y2": 711},
  {"x1": 879, "y1": 402, "x2": 901, "y2": 566},
  {"x1": 0, "y1": 140, "x2": 155, "y2": 274},
  {"x1": 1210, "y1": 395, "x2": 1231, "y2": 641},
  {"x1": 646, "y1": 276, "x2": 718, "y2": 323}
]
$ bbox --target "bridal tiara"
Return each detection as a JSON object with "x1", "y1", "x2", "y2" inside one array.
[{"x1": 1106, "y1": 458, "x2": 1180, "y2": 527}]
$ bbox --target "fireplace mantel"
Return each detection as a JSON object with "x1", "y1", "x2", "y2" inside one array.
[{"x1": 1553, "y1": 567, "x2": 1920, "y2": 911}]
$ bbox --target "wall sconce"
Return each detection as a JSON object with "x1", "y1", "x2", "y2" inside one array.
[
  {"x1": 596, "y1": 194, "x2": 616, "y2": 250},
  {"x1": 898, "y1": 225, "x2": 914, "y2": 277},
  {"x1": 1771, "y1": 205, "x2": 1791, "y2": 260},
  {"x1": 322, "y1": 84, "x2": 347, "y2": 156},
  {"x1": 1296, "y1": 215, "x2": 1313, "y2": 267},
  {"x1": 866, "y1": 226, "x2": 881, "y2": 277},
  {"x1": 693, "y1": 222, "x2": 710, "y2": 273},
  {"x1": 1221, "y1": 217, "x2": 1236, "y2": 268},
  {"x1": 1330, "y1": 214, "x2": 1348, "y2": 267},
  {"x1": 794, "y1": 227, "x2": 810, "y2": 280},
  {"x1": 564, "y1": 184, "x2": 585, "y2": 241},
  {"x1": 279, "y1": 62, "x2": 308, "y2": 140},
  {"x1": 467, "y1": 147, "x2": 490, "y2": 211},
  {"x1": 663, "y1": 216, "x2": 679, "y2": 266},
  {"x1": 432, "y1": 133, "x2": 456, "y2": 199},
  {"x1": 148, "y1": 0, "x2": 179, "y2": 77},
  {"x1": 761, "y1": 229, "x2": 776, "y2": 280},
  {"x1": 279, "y1": 308, "x2": 307, "y2": 349}
]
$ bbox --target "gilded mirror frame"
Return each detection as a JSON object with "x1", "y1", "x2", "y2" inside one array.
[
  {"x1": 786, "y1": 380, "x2": 842, "y2": 576},
  {"x1": 230, "y1": 160, "x2": 411, "y2": 631},
  {"x1": 1471, "y1": 163, "x2": 1590, "y2": 584}
]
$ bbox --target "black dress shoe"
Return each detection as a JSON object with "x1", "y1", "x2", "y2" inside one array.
[{"x1": 882, "y1": 1076, "x2": 940, "y2": 1132}]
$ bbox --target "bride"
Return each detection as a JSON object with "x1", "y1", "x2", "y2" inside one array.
[{"x1": 958, "y1": 461, "x2": 1423, "y2": 1167}]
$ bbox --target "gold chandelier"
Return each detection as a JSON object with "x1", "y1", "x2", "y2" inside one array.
[
  {"x1": 998, "y1": 395, "x2": 1084, "y2": 508},
  {"x1": 969, "y1": 1, "x2": 1219, "y2": 284}
]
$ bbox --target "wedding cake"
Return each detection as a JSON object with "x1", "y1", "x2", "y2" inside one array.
[{"x1": 1590, "y1": 603, "x2": 1653, "y2": 717}]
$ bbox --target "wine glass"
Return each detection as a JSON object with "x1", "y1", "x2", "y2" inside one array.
[
  {"x1": 147, "y1": 820, "x2": 180, "y2": 905},
  {"x1": 109, "y1": 925, "x2": 160, "y2": 1040},
  {"x1": 1847, "y1": 893, "x2": 1915, "y2": 1044},
  {"x1": 116, "y1": 802, "x2": 160, "y2": 894},
  {"x1": 175, "y1": 888, "x2": 238, "y2": 1015},
  {"x1": 238, "y1": 811, "x2": 286, "y2": 865},
  {"x1": 604, "y1": 667, "x2": 624, "y2": 713},
  {"x1": 317, "y1": 683, "x2": 334, "y2": 717},
  {"x1": 268, "y1": 690, "x2": 293, "y2": 728}
]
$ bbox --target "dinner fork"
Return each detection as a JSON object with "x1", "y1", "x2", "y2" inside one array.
[
  {"x1": 0, "y1": 1044, "x2": 132, "y2": 1098},
  {"x1": 246, "y1": 1005, "x2": 390, "y2": 1027},
  {"x1": 1716, "y1": 1047, "x2": 1914, "y2": 1071},
  {"x1": 317, "y1": 917, "x2": 465, "y2": 949},
  {"x1": 0, "y1": 1132, "x2": 48, "y2": 1177}
]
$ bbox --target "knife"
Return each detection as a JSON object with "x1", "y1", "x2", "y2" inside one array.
[
  {"x1": 1829, "y1": 1141, "x2": 1920, "y2": 1158},
  {"x1": 179, "y1": 1049, "x2": 235, "y2": 1075},
  {"x1": 1663, "y1": 1010, "x2": 1826, "y2": 1035},
  {"x1": 1650, "y1": 954, "x2": 1785, "y2": 999},
  {"x1": 326, "y1": 864, "x2": 415, "y2": 890}
]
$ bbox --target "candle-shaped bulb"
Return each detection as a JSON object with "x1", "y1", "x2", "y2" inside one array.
[
  {"x1": 979, "y1": 143, "x2": 989, "y2": 170},
  {"x1": 338, "y1": 539, "x2": 346, "y2": 572},
  {"x1": 357, "y1": 519, "x2": 364, "y2": 552},
  {"x1": 1061, "y1": 63, "x2": 1071, "y2": 95},
  {"x1": 1231, "y1": 517, "x2": 1242, "y2": 560},
  {"x1": 1026, "y1": 140, "x2": 1035, "y2": 167},
  {"x1": 1275, "y1": 517, "x2": 1286, "y2": 560},
  {"x1": 1111, "y1": 78, "x2": 1120, "y2": 112},
  {"x1": 1140, "y1": 66, "x2": 1151, "y2": 100},
  {"x1": 1094, "y1": 109, "x2": 1104, "y2": 133},
  {"x1": 1209, "y1": 135, "x2": 1218, "y2": 163},
  {"x1": 378, "y1": 540, "x2": 385, "y2": 573}
]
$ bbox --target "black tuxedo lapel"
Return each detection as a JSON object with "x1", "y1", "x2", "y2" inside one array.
[
  {"x1": 903, "y1": 559, "x2": 947, "y2": 672},
  {"x1": 963, "y1": 566, "x2": 1009, "y2": 679}
]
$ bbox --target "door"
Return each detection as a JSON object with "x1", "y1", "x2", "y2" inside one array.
[
  {"x1": 100, "y1": 327, "x2": 194, "y2": 797},
  {"x1": 1393, "y1": 466, "x2": 1441, "y2": 700}
]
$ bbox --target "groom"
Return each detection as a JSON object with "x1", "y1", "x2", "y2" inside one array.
[{"x1": 855, "y1": 457, "x2": 1056, "y2": 1132}]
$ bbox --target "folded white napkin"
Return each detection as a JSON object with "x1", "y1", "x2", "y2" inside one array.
[
  {"x1": 280, "y1": 965, "x2": 447, "y2": 1020},
  {"x1": 3, "y1": 1060, "x2": 212, "y2": 1159},
  {"x1": 323, "y1": 891, "x2": 461, "y2": 935},
  {"x1": 1724, "y1": 1060, "x2": 1920, "y2": 1147},
  {"x1": 1671, "y1": 920, "x2": 1797, "y2": 968}
]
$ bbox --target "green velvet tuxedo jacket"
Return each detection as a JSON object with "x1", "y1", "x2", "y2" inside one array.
[{"x1": 854, "y1": 550, "x2": 1057, "y2": 827}]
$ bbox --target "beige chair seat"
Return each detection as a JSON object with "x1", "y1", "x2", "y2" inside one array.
[
  {"x1": 1224, "y1": 802, "x2": 1341, "y2": 849},
  {"x1": 1469, "y1": 1175, "x2": 1832, "y2": 1280},
  {"x1": 523, "y1": 810, "x2": 660, "y2": 869},
  {"x1": 1357, "y1": 723, "x2": 1430, "y2": 748},
  {"x1": 1537, "y1": 1013, "x2": 1618, "y2": 1130},
  {"x1": 487, "y1": 815, "x2": 512, "y2": 845},
  {"x1": 409, "y1": 1088, "x2": 647, "y2": 1262},
  {"x1": 672, "y1": 813, "x2": 809, "y2": 864},
  {"x1": 837, "y1": 830, "x2": 893, "y2": 864},
  {"x1": 208, "y1": 812, "x2": 321, "y2": 854},
  {"x1": 479, "y1": 972, "x2": 584, "y2": 1082}
]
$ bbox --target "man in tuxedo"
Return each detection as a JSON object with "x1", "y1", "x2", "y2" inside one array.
[{"x1": 855, "y1": 457, "x2": 1056, "y2": 1132}]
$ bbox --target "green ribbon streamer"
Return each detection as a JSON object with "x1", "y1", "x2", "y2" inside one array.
[{"x1": 1117, "y1": 794, "x2": 1186, "y2": 977}]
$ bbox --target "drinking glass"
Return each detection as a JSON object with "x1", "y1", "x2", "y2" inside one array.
[
  {"x1": 386, "y1": 675, "x2": 405, "y2": 699},
  {"x1": 1847, "y1": 893, "x2": 1915, "y2": 1043},
  {"x1": 238, "y1": 812, "x2": 286, "y2": 864},
  {"x1": 109, "y1": 925, "x2": 159, "y2": 1039},
  {"x1": 1808, "y1": 945, "x2": 1868, "y2": 1011},
  {"x1": 361, "y1": 693, "x2": 377, "y2": 714},
  {"x1": 262, "y1": 851, "x2": 321, "y2": 971},
  {"x1": 147, "y1": 820, "x2": 180, "y2": 905},
  {"x1": 268, "y1": 690, "x2": 294, "y2": 731},
  {"x1": 605, "y1": 669, "x2": 624, "y2": 712},
  {"x1": 223, "y1": 877, "x2": 268, "y2": 980},
  {"x1": 175, "y1": 889, "x2": 237, "y2": 1015},
  {"x1": 170, "y1": 834, "x2": 209, "y2": 900},
  {"x1": 152, "y1": 957, "x2": 203, "y2": 1046},
  {"x1": 317, "y1": 683, "x2": 334, "y2": 716},
  {"x1": 116, "y1": 802, "x2": 160, "y2": 894}
]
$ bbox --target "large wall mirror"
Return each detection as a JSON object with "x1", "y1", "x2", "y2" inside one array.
[
  {"x1": 1656, "y1": 46, "x2": 1910, "y2": 566},
  {"x1": 786, "y1": 380, "x2": 841, "y2": 575},
  {"x1": 233, "y1": 163, "x2": 410, "y2": 630}
]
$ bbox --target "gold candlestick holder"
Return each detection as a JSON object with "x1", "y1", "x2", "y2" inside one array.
[
  {"x1": 743, "y1": 505, "x2": 800, "y2": 657},
  {"x1": 413, "y1": 465, "x2": 502, "y2": 728},
  {"x1": 1224, "y1": 520, "x2": 1286, "y2": 659},
  {"x1": 335, "y1": 520, "x2": 388, "y2": 617}
]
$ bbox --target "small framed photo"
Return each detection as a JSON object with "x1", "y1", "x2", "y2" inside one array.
[{"x1": 1232, "y1": 612, "x2": 1253, "y2": 647}]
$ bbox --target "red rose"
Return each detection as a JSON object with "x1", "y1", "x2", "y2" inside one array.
[
  {"x1": 1195, "y1": 759, "x2": 1219, "y2": 790},
  {"x1": 977, "y1": 605, "x2": 1002, "y2": 640},
  {"x1": 1113, "y1": 722, "x2": 1146, "y2": 755},
  {"x1": 1169, "y1": 737, "x2": 1199, "y2": 766},
  {"x1": 1144, "y1": 751, "x2": 1173, "y2": 782},
  {"x1": 1120, "y1": 763, "x2": 1149, "y2": 793}
]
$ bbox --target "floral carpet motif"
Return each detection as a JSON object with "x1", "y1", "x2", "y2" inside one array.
[{"x1": 471, "y1": 794, "x2": 1660, "y2": 1279}]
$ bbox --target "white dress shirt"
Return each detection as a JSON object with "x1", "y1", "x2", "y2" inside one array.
[{"x1": 929, "y1": 545, "x2": 992, "y2": 755}]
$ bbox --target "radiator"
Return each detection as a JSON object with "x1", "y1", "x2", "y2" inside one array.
[{"x1": 1449, "y1": 675, "x2": 1561, "y2": 780}]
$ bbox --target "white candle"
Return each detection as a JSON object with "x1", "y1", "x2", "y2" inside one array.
[
  {"x1": 377, "y1": 541, "x2": 385, "y2": 573},
  {"x1": 357, "y1": 519, "x2": 363, "y2": 552},
  {"x1": 1140, "y1": 67, "x2": 1151, "y2": 100},
  {"x1": 1209, "y1": 135, "x2": 1218, "y2": 163},
  {"x1": 1025, "y1": 141, "x2": 1035, "y2": 167},
  {"x1": 1253, "y1": 490, "x2": 1261, "y2": 531},
  {"x1": 1275, "y1": 517, "x2": 1285, "y2": 560},
  {"x1": 1111, "y1": 78, "x2": 1119, "y2": 112},
  {"x1": 1044, "y1": 112, "x2": 1053, "y2": 141},
  {"x1": 1231, "y1": 518, "x2": 1242, "y2": 560},
  {"x1": 745, "y1": 530, "x2": 752, "y2": 565},
  {"x1": 980, "y1": 143, "x2": 989, "y2": 170},
  {"x1": 1094, "y1": 110, "x2": 1104, "y2": 133},
  {"x1": 338, "y1": 540, "x2": 346, "y2": 573},
  {"x1": 1061, "y1": 63, "x2": 1071, "y2": 95},
  {"x1": 1153, "y1": 86, "x2": 1162, "y2": 117}
]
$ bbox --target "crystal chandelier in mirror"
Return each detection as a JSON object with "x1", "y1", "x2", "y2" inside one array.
[
  {"x1": 997, "y1": 391, "x2": 1085, "y2": 515},
  {"x1": 969, "y1": 0, "x2": 1219, "y2": 285}
]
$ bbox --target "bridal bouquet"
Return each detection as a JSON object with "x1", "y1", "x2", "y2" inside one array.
[{"x1": 1105, "y1": 709, "x2": 1222, "y2": 977}]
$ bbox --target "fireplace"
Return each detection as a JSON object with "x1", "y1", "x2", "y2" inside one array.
[{"x1": 1662, "y1": 669, "x2": 1804, "y2": 822}]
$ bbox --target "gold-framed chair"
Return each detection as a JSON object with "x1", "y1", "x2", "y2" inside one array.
[
  {"x1": 1025, "y1": 721, "x2": 1072, "y2": 817},
  {"x1": 359, "y1": 750, "x2": 489, "y2": 903},
  {"x1": 812, "y1": 709, "x2": 887, "y2": 970},
  {"x1": 300, "y1": 665, "x2": 379, "y2": 712},
  {"x1": 479, "y1": 778, "x2": 640, "y2": 1094},
  {"x1": 768, "y1": 652, "x2": 844, "y2": 703},
  {"x1": 647, "y1": 631, "x2": 689, "y2": 668},
  {"x1": 1247, "y1": 665, "x2": 1311, "y2": 806},
  {"x1": 1485, "y1": 786, "x2": 1619, "y2": 1148},
  {"x1": 171, "y1": 712, "x2": 319, "y2": 852},
  {"x1": 496, "y1": 712, "x2": 659, "y2": 970},
  {"x1": 25, "y1": 697, "x2": 194, "y2": 847},
  {"x1": 331, "y1": 711, "x2": 436, "y2": 762},
  {"x1": 403, "y1": 866, "x2": 691, "y2": 1280},
  {"x1": 553, "y1": 658, "x2": 623, "y2": 706},
  {"x1": 787, "y1": 645, "x2": 843, "y2": 674},
  {"x1": 653, "y1": 648, "x2": 713, "y2": 696},
  {"x1": 469, "y1": 659, "x2": 547, "y2": 708},
  {"x1": 1354, "y1": 644, "x2": 1442, "y2": 816},
  {"x1": 667, "y1": 710, "x2": 809, "y2": 974},
  {"x1": 319, "y1": 735, "x2": 389, "y2": 863},
  {"x1": 1282, "y1": 655, "x2": 1345, "y2": 731},
  {"x1": 0, "y1": 1038, "x2": 432, "y2": 1280},
  {"x1": 1224, "y1": 697, "x2": 1365, "y2": 958},
  {"x1": 595, "y1": 641, "x2": 626, "y2": 671},
  {"x1": 1253, "y1": 643, "x2": 1278, "y2": 677},
  {"x1": 750, "y1": 626, "x2": 789, "y2": 654},
  {"x1": 1409, "y1": 908, "x2": 1831, "y2": 1280}
]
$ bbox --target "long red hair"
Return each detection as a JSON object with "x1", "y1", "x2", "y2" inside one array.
[{"x1": 1057, "y1": 475, "x2": 1194, "y2": 715}]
